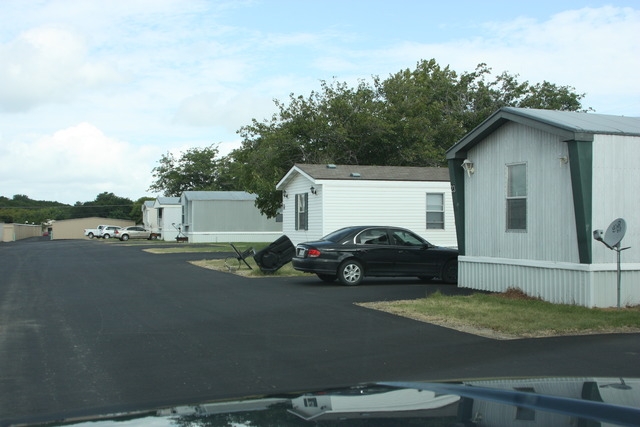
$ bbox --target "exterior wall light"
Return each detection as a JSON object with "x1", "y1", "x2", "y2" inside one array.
[
  {"x1": 282, "y1": 190, "x2": 288, "y2": 198},
  {"x1": 462, "y1": 159, "x2": 475, "y2": 177},
  {"x1": 310, "y1": 186, "x2": 318, "y2": 195}
]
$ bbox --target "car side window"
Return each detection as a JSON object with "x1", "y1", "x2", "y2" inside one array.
[
  {"x1": 356, "y1": 229, "x2": 389, "y2": 245},
  {"x1": 391, "y1": 230, "x2": 424, "y2": 246}
]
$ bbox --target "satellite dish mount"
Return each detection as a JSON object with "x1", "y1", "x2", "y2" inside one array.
[{"x1": 593, "y1": 218, "x2": 631, "y2": 308}]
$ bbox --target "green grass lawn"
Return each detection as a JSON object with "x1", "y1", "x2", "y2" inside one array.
[{"x1": 358, "y1": 289, "x2": 640, "y2": 339}]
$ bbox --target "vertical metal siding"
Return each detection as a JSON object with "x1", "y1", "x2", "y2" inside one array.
[
  {"x1": 466, "y1": 122, "x2": 578, "y2": 262},
  {"x1": 591, "y1": 135, "x2": 639, "y2": 264},
  {"x1": 191, "y1": 200, "x2": 281, "y2": 233},
  {"x1": 460, "y1": 257, "x2": 640, "y2": 307}
]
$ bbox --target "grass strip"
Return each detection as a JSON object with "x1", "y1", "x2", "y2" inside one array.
[{"x1": 358, "y1": 289, "x2": 640, "y2": 339}]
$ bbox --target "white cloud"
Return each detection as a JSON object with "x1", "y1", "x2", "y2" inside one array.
[
  {"x1": 0, "y1": 26, "x2": 124, "y2": 112},
  {"x1": 0, "y1": 123, "x2": 159, "y2": 204},
  {"x1": 372, "y1": 6, "x2": 640, "y2": 114}
]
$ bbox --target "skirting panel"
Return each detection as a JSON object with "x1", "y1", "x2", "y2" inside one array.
[
  {"x1": 458, "y1": 256, "x2": 640, "y2": 308},
  {"x1": 186, "y1": 232, "x2": 283, "y2": 244}
]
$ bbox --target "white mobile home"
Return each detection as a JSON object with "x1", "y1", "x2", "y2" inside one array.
[
  {"x1": 180, "y1": 191, "x2": 282, "y2": 243},
  {"x1": 152, "y1": 197, "x2": 182, "y2": 241},
  {"x1": 446, "y1": 107, "x2": 640, "y2": 307},
  {"x1": 276, "y1": 164, "x2": 456, "y2": 247},
  {"x1": 141, "y1": 201, "x2": 158, "y2": 233}
]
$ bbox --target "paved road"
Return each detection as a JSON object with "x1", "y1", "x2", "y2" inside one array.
[{"x1": 1, "y1": 239, "x2": 639, "y2": 426}]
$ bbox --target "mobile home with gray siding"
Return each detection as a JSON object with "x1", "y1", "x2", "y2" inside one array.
[
  {"x1": 446, "y1": 107, "x2": 640, "y2": 307},
  {"x1": 180, "y1": 191, "x2": 282, "y2": 243}
]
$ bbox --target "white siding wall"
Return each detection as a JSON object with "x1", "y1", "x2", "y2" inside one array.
[
  {"x1": 143, "y1": 206, "x2": 159, "y2": 232},
  {"x1": 322, "y1": 180, "x2": 456, "y2": 247},
  {"x1": 282, "y1": 175, "x2": 457, "y2": 247},
  {"x1": 158, "y1": 206, "x2": 182, "y2": 241},
  {"x1": 591, "y1": 134, "x2": 639, "y2": 264},
  {"x1": 465, "y1": 122, "x2": 578, "y2": 262},
  {"x1": 282, "y1": 174, "x2": 322, "y2": 245}
]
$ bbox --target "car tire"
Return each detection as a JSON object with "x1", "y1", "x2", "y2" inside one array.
[
  {"x1": 316, "y1": 273, "x2": 337, "y2": 282},
  {"x1": 103, "y1": 234, "x2": 110, "y2": 239},
  {"x1": 88, "y1": 233, "x2": 94, "y2": 239},
  {"x1": 441, "y1": 259, "x2": 458, "y2": 284},
  {"x1": 121, "y1": 234, "x2": 129, "y2": 241},
  {"x1": 338, "y1": 259, "x2": 363, "y2": 286}
]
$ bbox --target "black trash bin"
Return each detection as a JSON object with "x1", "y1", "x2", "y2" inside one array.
[{"x1": 253, "y1": 235, "x2": 296, "y2": 273}]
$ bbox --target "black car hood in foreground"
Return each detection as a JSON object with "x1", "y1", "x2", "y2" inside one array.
[{"x1": 17, "y1": 377, "x2": 640, "y2": 427}]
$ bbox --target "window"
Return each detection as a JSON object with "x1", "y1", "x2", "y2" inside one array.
[
  {"x1": 506, "y1": 163, "x2": 527, "y2": 231},
  {"x1": 295, "y1": 193, "x2": 308, "y2": 231},
  {"x1": 426, "y1": 193, "x2": 444, "y2": 229},
  {"x1": 356, "y1": 228, "x2": 389, "y2": 245},
  {"x1": 391, "y1": 229, "x2": 425, "y2": 247}
]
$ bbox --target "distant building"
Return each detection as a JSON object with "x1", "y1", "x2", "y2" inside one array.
[{"x1": 179, "y1": 191, "x2": 282, "y2": 243}]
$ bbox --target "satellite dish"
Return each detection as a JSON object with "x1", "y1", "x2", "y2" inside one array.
[{"x1": 603, "y1": 218, "x2": 626, "y2": 248}]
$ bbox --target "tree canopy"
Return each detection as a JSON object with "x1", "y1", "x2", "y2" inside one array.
[
  {"x1": 228, "y1": 59, "x2": 586, "y2": 217},
  {"x1": 148, "y1": 145, "x2": 239, "y2": 197}
]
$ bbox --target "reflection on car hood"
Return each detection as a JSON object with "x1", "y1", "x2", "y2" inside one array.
[{"x1": 21, "y1": 377, "x2": 640, "y2": 427}]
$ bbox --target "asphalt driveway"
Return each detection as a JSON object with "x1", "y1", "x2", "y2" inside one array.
[{"x1": 1, "y1": 239, "x2": 639, "y2": 426}]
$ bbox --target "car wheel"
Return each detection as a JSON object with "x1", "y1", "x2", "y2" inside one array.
[
  {"x1": 338, "y1": 259, "x2": 363, "y2": 286},
  {"x1": 121, "y1": 234, "x2": 129, "y2": 241},
  {"x1": 103, "y1": 234, "x2": 110, "y2": 239},
  {"x1": 316, "y1": 273, "x2": 337, "y2": 282},
  {"x1": 88, "y1": 233, "x2": 94, "y2": 239},
  {"x1": 441, "y1": 259, "x2": 458, "y2": 284}
]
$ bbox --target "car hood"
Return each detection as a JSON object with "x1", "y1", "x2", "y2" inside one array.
[{"x1": 20, "y1": 377, "x2": 640, "y2": 427}]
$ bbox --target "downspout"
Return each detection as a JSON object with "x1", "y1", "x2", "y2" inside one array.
[
  {"x1": 448, "y1": 159, "x2": 466, "y2": 255},
  {"x1": 567, "y1": 139, "x2": 593, "y2": 264}
]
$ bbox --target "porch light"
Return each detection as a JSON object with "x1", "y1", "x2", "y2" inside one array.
[
  {"x1": 462, "y1": 159, "x2": 475, "y2": 177},
  {"x1": 310, "y1": 186, "x2": 318, "y2": 195}
]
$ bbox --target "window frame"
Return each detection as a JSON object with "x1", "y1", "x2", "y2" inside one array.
[
  {"x1": 295, "y1": 193, "x2": 309, "y2": 231},
  {"x1": 426, "y1": 192, "x2": 445, "y2": 230},
  {"x1": 506, "y1": 162, "x2": 527, "y2": 232}
]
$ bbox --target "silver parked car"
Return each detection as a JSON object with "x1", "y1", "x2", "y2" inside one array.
[
  {"x1": 115, "y1": 226, "x2": 151, "y2": 241},
  {"x1": 100, "y1": 225, "x2": 122, "y2": 239}
]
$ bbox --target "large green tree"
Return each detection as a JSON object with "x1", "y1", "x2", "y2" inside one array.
[
  {"x1": 230, "y1": 59, "x2": 587, "y2": 217},
  {"x1": 0, "y1": 194, "x2": 71, "y2": 224},
  {"x1": 69, "y1": 192, "x2": 134, "y2": 220},
  {"x1": 148, "y1": 144, "x2": 238, "y2": 196}
]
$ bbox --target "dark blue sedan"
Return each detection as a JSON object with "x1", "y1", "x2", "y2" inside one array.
[{"x1": 292, "y1": 226, "x2": 458, "y2": 286}]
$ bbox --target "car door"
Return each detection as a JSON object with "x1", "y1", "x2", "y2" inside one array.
[
  {"x1": 389, "y1": 228, "x2": 440, "y2": 276},
  {"x1": 130, "y1": 226, "x2": 145, "y2": 239},
  {"x1": 352, "y1": 228, "x2": 397, "y2": 275}
]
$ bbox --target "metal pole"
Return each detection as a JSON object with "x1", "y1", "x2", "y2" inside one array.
[{"x1": 617, "y1": 247, "x2": 621, "y2": 309}]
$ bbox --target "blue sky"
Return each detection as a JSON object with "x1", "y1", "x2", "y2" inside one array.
[{"x1": 1, "y1": 0, "x2": 638, "y2": 205}]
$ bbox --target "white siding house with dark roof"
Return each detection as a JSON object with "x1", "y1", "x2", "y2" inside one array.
[
  {"x1": 276, "y1": 164, "x2": 456, "y2": 247},
  {"x1": 446, "y1": 107, "x2": 640, "y2": 308},
  {"x1": 180, "y1": 191, "x2": 282, "y2": 243},
  {"x1": 152, "y1": 197, "x2": 182, "y2": 241}
]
